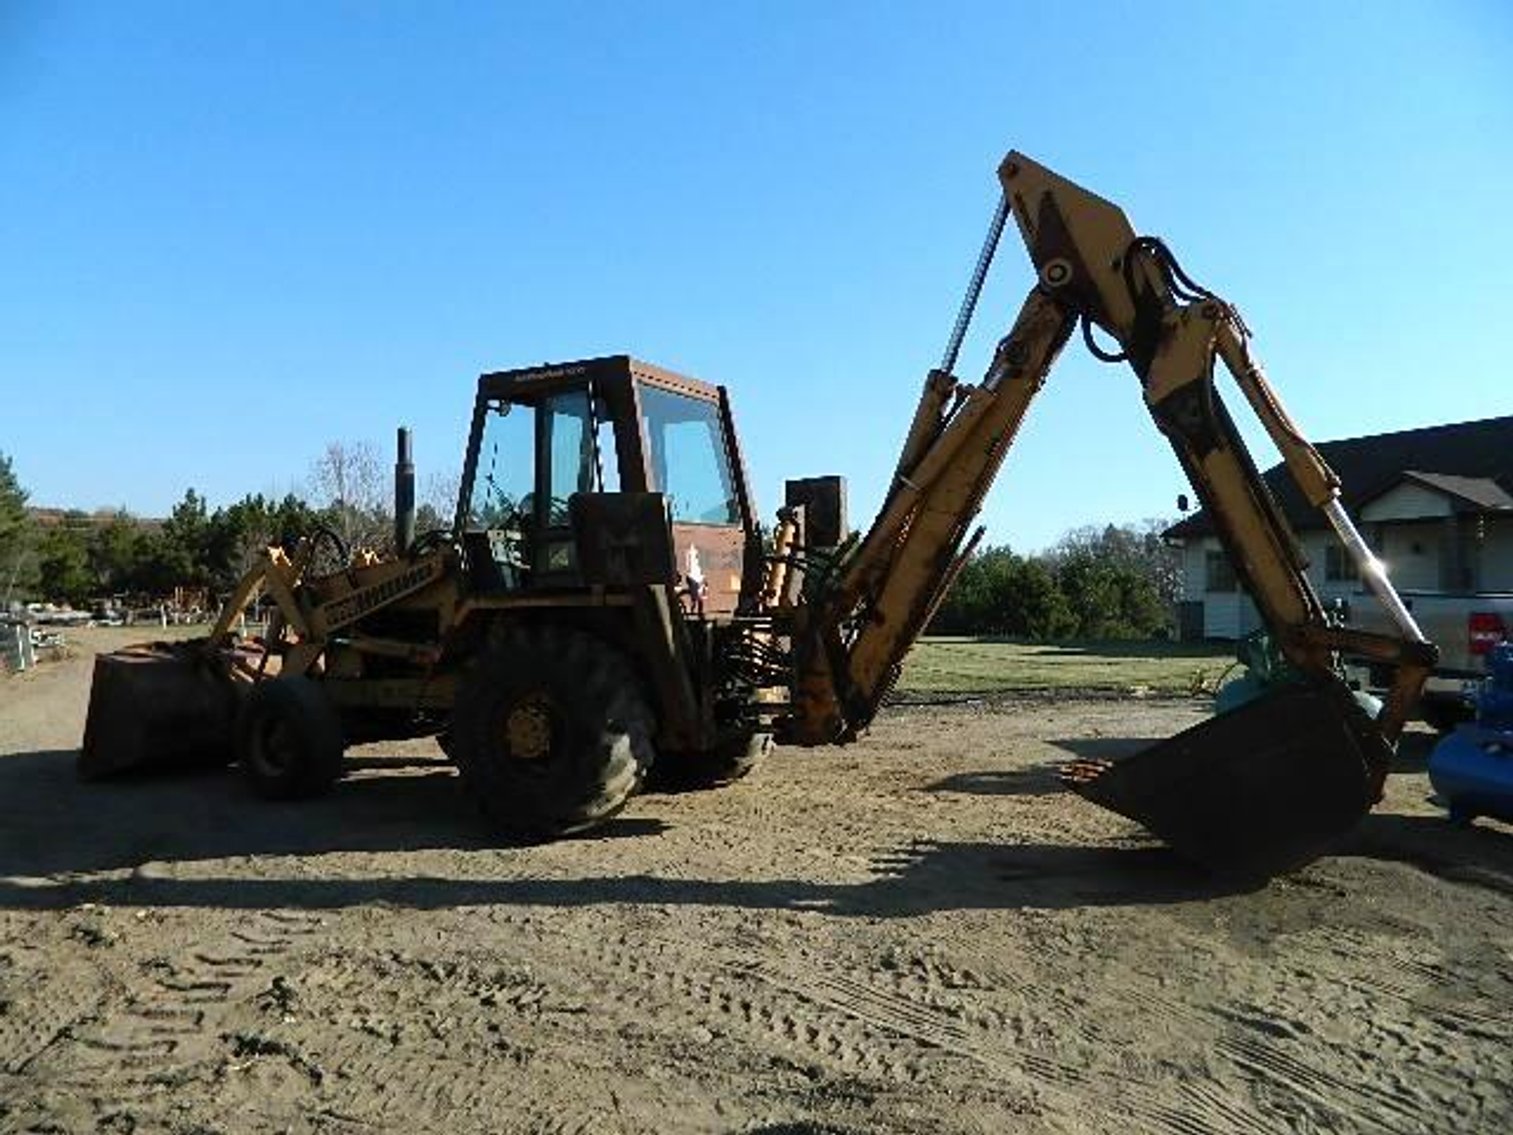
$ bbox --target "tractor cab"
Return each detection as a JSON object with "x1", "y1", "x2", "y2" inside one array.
[{"x1": 455, "y1": 356, "x2": 757, "y2": 616}]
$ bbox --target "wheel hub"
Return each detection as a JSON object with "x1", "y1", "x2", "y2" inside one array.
[{"x1": 504, "y1": 698, "x2": 554, "y2": 761}]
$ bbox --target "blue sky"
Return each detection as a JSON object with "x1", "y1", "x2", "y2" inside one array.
[{"x1": 2, "y1": 1, "x2": 1509, "y2": 551}]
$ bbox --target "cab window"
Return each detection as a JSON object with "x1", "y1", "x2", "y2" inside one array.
[
  {"x1": 541, "y1": 390, "x2": 596, "y2": 526},
  {"x1": 471, "y1": 398, "x2": 534, "y2": 528},
  {"x1": 465, "y1": 386, "x2": 618, "y2": 582},
  {"x1": 469, "y1": 388, "x2": 613, "y2": 529},
  {"x1": 640, "y1": 385, "x2": 739, "y2": 525}
]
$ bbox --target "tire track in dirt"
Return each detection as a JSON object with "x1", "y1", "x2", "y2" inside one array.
[
  {"x1": 0, "y1": 947, "x2": 98, "y2": 1081},
  {"x1": 972, "y1": 945, "x2": 1237, "y2": 1110},
  {"x1": 592, "y1": 933, "x2": 946, "y2": 1084},
  {"x1": 1330, "y1": 939, "x2": 1510, "y2": 1041},
  {"x1": 888, "y1": 922, "x2": 1469, "y2": 1135},
  {"x1": 1111, "y1": 1086, "x2": 1253, "y2": 1135},
  {"x1": 736, "y1": 943, "x2": 1291, "y2": 1135},
  {"x1": 572, "y1": 924, "x2": 1280, "y2": 1135},
  {"x1": 1079, "y1": 919, "x2": 1501, "y2": 1134},
  {"x1": 1217, "y1": 1032, "x2": 1431, "y2": 1133},
  {"x1": 1284, "y1": 924, "x2": 1508, "y2": 1119},
  {"x1": 1175, "y1": 1078, "x2": 1278, "y2": 1135},
  {"x1": 788, "y1": 966, "x2": 977, "y2": 1050},
  {"x1": 1026, "y1": 973, "x2": 1272, "y2": 1135},
  {"x1": 338, "y1": 914, "x2": 1116, "y2": 1125},
  {"x1": 9, "y1": 907, "x2": 328, "y2": 1121},
  {"x1": 279, "y1": 944, "x2": 578, "y2": 1125},
  {"x1": 304, "y1": 923, "x2": 1007, "y2": 1100},
  {"x1": 567, "y1": 923, "x2": 1147, "y2": 1124}
]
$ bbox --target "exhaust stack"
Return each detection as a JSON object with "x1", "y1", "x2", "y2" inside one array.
[{"x1": 395, "y1": 426, "x2": 415, "y2": 553}]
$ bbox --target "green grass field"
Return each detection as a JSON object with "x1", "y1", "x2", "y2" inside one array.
[
  {"x1": 896, "y1": 637, "x2": 1235, "y2": 697},
  {"x1": 23, "y1": 627, "x2": 1233, "y2": 700}
]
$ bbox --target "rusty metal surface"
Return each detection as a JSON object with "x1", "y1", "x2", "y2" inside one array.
[
  {"x1": 627, "y1": 357, "x2": 724, "y2": 404},
  {"x1": 79, "y1": 642, "x2": 243, "y2": 779},
  {"x1": 672, "y1": 523, "x2": 745, "y2": 618},
  {"x1": 784, "y1": 477, "x2": 848, "y2": 550},
  {"x1": 477, "y1": 355, "x2": 722, "y2": 405}
]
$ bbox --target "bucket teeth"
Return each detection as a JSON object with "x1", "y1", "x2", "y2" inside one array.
[{"x1": 1058, "y1": 760, "x2": 1113, "y2": 788}]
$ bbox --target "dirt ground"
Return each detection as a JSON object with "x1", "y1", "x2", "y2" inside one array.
[{"x1": 2, "y1": 630, "x2": 1511, "y2": 1134}]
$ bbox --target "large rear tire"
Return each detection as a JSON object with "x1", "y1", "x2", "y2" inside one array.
[
  {"x1": 449, "y1": 626, "x2": 655, "y2": 840},
  {"x1": 237, "y1": 676, "x2": 346, "y2": 800}
]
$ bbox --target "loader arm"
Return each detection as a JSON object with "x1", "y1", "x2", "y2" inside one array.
[{"x1": 784, "y1": 151, "x2": 1437, "y2": 873}]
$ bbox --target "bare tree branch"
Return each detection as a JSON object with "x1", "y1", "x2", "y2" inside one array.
[{"x1": 307, "y1": 440, "x2": 392, "y2": 554}]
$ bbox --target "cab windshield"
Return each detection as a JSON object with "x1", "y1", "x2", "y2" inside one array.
[{"x1": 468, "y1": 388, "x2": 606, "y2": 530}]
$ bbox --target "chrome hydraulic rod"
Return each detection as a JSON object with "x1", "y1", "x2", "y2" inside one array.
[{"x1": 1321, "y1": 497, "x2": 1427, "y2": 643}]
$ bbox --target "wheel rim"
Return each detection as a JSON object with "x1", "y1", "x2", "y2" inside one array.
[{"x1": 502, "y1": 695, "x2": 556, "y2": 763}]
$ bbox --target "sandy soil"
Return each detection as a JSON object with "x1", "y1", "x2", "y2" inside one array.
[{"x1": 2, "y1": 629, "x2": 1511, "y2": 1134}]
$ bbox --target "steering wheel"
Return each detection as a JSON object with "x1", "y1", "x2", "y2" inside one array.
[
  {"x1": 407, "y1": 527, "x2": 459, "y2": 559},
  {"x1": 518, "y1": 493, "x2": 574, "y2": 528},
  {"x1": 301, "y1": 523, "x2": 351, "y2": 576}
]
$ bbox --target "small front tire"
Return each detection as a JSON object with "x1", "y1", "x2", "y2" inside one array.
[{"x1": 236, "y1": 676, "x2": 345, "y2": 800}]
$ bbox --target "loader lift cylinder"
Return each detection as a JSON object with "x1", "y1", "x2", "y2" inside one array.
[{"x1": 395, "y1": 425, "x2": 416, "y2": 553}]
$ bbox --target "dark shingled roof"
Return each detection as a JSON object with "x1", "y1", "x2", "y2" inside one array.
[
  {"x1": 1402, "y1": 471, "x2": 1513, "y2": 511},
  {"x1": 1165, "y1": 413, "x2": 1513, "y2": 539}
]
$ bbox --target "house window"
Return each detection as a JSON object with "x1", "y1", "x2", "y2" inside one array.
[
  {"x1": 1325, "y1": 543, "x2": 1359, "y2": 582},
  {"x1": 1205, "y1": 550, "x2": 1237, "y2": 592}
]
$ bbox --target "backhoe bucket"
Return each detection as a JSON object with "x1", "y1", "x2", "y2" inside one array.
[
  {"x1": 79, "y1": 641, "x2": 242, "y2": 779},
  {"x1": 1062, "y1": 682, "x2": 1391, "y2": 876}
]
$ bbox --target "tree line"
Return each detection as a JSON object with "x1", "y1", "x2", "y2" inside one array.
[
  {"x1": 929, "y1": 520, "x2": 1180, "y2": 640},
  {"x1": 5, "y1": 445, "x2": 1181, "y2": 637},
  {"x1": 1, "y1": 443, "x2": 454, "y2": 608}
]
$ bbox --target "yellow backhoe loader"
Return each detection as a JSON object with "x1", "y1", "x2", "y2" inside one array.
[{"x1": 81, "y1": 150, "x2": 1437, "y2": 874}]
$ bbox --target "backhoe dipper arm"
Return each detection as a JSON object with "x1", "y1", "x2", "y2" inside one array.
[
  {"x1": 786, "y1": 151, "x2": 1436, "y2": 748},
  {"x1": 785, "y1": 287, "x2": 1075, "y2": 742}
]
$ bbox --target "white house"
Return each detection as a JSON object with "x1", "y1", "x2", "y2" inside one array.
[{"x1": 1167, "y1": 414, "x2": 1513, "y2": 640}]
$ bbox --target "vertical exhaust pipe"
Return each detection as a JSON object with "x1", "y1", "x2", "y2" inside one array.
[{"x1": 395, "y1": 426, "x2": 416, "y2": 553}]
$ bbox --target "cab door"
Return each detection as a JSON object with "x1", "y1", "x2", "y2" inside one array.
[{"x1": 636, "y1": 381, "x2": 747, "y2": 616}]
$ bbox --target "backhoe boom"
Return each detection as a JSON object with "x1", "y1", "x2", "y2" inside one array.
[{"x1": 783, "y1": 150, "x2": 1437, "y2": 873}]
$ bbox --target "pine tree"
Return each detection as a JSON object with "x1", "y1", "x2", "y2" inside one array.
[{"x1": 0, "y1": 452, "x2": 36, "y2": 603}]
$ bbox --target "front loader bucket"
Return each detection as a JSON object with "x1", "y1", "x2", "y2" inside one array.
[
  {"x1": 1062, "y1": 682, "x2": 1391, "y2": 877},
  {"x1": 79, "y1": 641, "x2": 241, "y2": 779}
]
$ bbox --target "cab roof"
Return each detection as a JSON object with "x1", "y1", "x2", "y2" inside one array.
[{"x1": 477, "y1": 354, "x2": 721, "y2": 403}]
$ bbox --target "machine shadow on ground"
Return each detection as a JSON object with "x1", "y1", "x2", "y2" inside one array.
[
  {"x1": 938, "y1": 731, "x2": 1513, "y2": 897},
  {"x1": 922, "y1": 763, "x2": 1068, "y2": 797},
  {"x1": 0, "y1": 745, "x2": 1256, "y2": 915},
  {"x1": 1342, "y1": 812, "x2": 1513, "y2": 896},
  {"x1": 0, "y1": 832, "x2": 1261, "y2": 916},
  {"x1": 6, "y1": 730, "x2": 1506, "y2": 916},
  {"x1": 921, "y1": 736, "x2": 1163, "y2": 798},
  {"x1": 0, "y1": 747, "x2": 665, "y2": 877}
]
